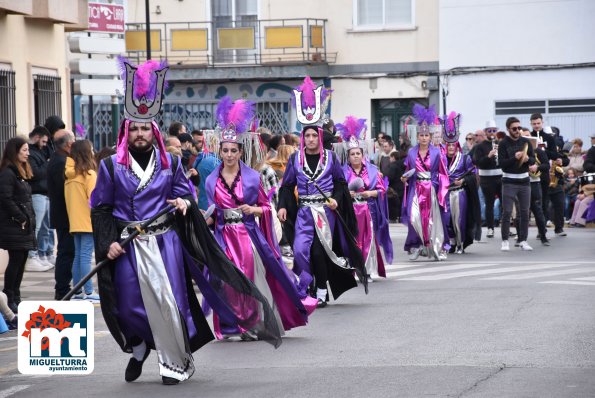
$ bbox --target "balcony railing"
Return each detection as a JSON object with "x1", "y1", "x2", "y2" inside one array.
[{"x1": 124, "y1": 18, "x2": 336, "y2": 66}]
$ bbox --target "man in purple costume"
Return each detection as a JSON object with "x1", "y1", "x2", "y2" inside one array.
[
  {"x1": 401, "y1": 104, "x2": 450, "y2": 261},
  {"x1": 277, "y1": 77, "x2": 367, "y2": 308},
  {"x1": 90, "y1": 59, "x2": 281, "y2": 386},
  {"x1": 439, "y1": 112, "x2": 480, "y2": 254}
]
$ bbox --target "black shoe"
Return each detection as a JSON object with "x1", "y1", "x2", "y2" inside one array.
[
  {"x1": 541, "y1": 239, "x2": 551, "y2": 246},
  {"x1": 124, "y1": 346, "x2": 150, "y2": 382},
  {"x1": 316, "y1": 299, "x2": 327, "y2": 308},
  {"x1": 162, "y1": 376, "x2": 180, "y2": 385},
  {"x1": 7, "y1": 315, "x2": 17, "y2": 330},
  {"x1": 448, "y1": 246, "x2": 456, "y2": 254}
]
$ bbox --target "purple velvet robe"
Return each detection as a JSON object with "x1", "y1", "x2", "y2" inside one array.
[
  {"x1": 443, "y1": 150, "x2": 476, "y2": 247},
  {"x1": 90, "y1": 152, "x2": 205, "y2": 348}
]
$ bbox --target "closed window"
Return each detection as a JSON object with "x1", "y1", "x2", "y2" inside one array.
[
  {"x1": 355, "y1": 0, "x2": 414, "y2": 28},
  {"x1": 0, "y1": 68, "x2": 16, "y2": 154}
]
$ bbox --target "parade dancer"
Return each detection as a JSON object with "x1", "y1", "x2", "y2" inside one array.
[
  {"x1": 204, "y1": 96, "x2": 317, "y2": 340},
  {"x1": 90, "y1": 59, "x2": 281, "y2": 386},
  {"x1": 334, "y1": 116, "x2": 393, "y2": 281},
  {"x1": 439, "y1": 112, "x2": 480, "y2": 254},
  {"x1": 401, "y1": 104, "x2": 450, "y2": 261},
  {"x1": 277, "y1": 76, "x2": 367, "y2": 308}
]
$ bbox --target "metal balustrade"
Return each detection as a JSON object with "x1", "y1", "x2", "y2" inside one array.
[{"x1": 124, "y1": 18, "x2": 335, "y2": 66}]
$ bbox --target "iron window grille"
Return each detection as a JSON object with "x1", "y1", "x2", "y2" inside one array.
[
  {"x1": 33, "y1": 74, "x2": 62, "y2": 126},
  {"x1": 0, "y1": 70, "x2": 17, "y2": 155}
]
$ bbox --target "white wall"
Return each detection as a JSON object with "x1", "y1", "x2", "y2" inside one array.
[
  {"x1": 440, "y1": 0, "x2": 595, "y2": 69},
  {"x1": 440, "y1": 0, "x2": 595, "y2": 144},
  {"x1": 445, "y1": 67, "x2": 595, "y2": 142}
]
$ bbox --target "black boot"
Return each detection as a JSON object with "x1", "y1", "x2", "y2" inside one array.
[
  {"x1": 124, "y1": 346, "x2": 150, "y2": 382},
  {"x1": 162, "y1": 376, "x2": 180, "y2": 385}
]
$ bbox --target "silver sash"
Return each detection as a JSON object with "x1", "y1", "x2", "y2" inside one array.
[
  {"x1": 120, "y1": 220, "x2": 194, "y2": 381},
  {"x1": 449, "y1": 189, "x2": 463, "y2": 249},
  {"x1": 409, "y1": 185, "x2": 444, "y2": 261},
  {"x1": 309, "y1": 204, "x2": 350, "y2": 269}
]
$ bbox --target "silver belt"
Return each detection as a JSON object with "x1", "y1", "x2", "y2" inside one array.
[
  {"x1": 223, "y1": 208, "x2": 244, "y2": 225},
  {"x1": 298, "y1": 192, "x2": 331, "y2": 207},
  {"x1": 119, "y1": 213, "x2": 173, "y2": 238}
]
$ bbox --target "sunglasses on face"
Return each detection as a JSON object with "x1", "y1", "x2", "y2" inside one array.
[
  {"x1": 466, "y1": 137, "x2": 474, "y2": 141},
  {"x1": 510, "y1": 126, "x2": 522, "y2": 132},
  {"x1": 486, "y1": 128, "x2": 498, "y2": 133}
]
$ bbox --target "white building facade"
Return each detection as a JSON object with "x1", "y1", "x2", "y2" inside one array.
[{"x1": 439, "y1": 0, "x2": 595, "y2": 144}]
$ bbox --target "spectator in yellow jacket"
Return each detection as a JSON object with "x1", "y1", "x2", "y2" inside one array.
[{"x1": 64, "y1": 140, "x2": 99, "y2": 302}]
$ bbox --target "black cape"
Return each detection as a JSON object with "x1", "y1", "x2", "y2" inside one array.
[{"x1": 92, "y1": 194, "x2": 283, "y2": 353}]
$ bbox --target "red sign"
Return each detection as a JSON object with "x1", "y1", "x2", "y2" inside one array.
[{"x1": 88, "y1": 2, "x2": 125, "y2": 33}]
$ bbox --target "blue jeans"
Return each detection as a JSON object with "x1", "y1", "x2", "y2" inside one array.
[
  {"x1": 29, "y1": 194, "x2": 52, "y2": 258},
  {"x1": 72, "y1": 233, "x2": 94, "y2": 295}
]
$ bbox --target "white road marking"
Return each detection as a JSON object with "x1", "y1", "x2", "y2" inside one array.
[
  {"x1": 398, "y1": 263, "x2": 580, "y2": 281},
  {"x1": 0, "y1": 336, "x2": 17, "y2": 342},
  {"x1": 481, "y1": 268, "x2": 595, "y2": 280},
  {"x1": 539, "y1": 281, "x2": 595, "y2": 286},
  {"x1": 0, "y1": 385, "x2": 30, "y2": 398},
  {"x1": 571, "y1": 276, "x2": 595, "y2": 281},
  {"x1": 387, "y1": 263, "x2": 499, "y2": 277}
]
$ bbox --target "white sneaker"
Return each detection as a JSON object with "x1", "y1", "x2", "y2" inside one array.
[
  {"x1": 46, "y1": 254, "x2": 56, "y2": 265},
  {"x1": 519, "y1": 241, "x2": 533, "y2": 251},
  {"x1": 38, "y1": 256, "x2": 55, "y2": 269},
  {"x1": 501, "y1": 241, "x2": 510, "y2": 251},
  {"x1": 438, "y1": 251, "x2": 448, "y2": 261},
  {"x1": 487, "y1": 228, "x2": 494, "y2": 238},
  {"x1": 25, "y1": 257, "x2": 53, "y2": 272},
  {"x1": 409, "y1": 247, "x2": 421, "y2": 261}
]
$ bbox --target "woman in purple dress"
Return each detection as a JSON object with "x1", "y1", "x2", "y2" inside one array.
[
  {"x1": 401, "y1": 105, "x2": 450, "y2": 261},
  {"x1": 335, "y1": 116, "x2": 393, "y2": 281},
  {"x1": 205, "y1": 97, "x2": 316, "y2": 341},
  {"x1": 439, "y1": 112, "x2": 480, "y2": 254}
]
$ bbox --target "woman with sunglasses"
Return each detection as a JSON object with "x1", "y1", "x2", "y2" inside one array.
[
  {"x1": 401, "y1": 105, "x2": 450, "y2": 261},
  {"x1": 205, "y1": 97, "x2": 317, "y2": 341}
]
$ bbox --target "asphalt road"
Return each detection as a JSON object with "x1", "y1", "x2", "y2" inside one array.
[{"x1": 1, "y1": 226, "x2": 594, "y2": 397}]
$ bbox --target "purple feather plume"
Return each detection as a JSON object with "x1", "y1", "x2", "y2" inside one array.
[
  {"x1": 336, "y1": 116, "x2": 367, "y2": 141},
  {"x1": 215, "y1": 96, "x2": 255, "y2": 133},
  {"x1": 75, "y1": 123, "x2": 86, "y2": 138},
  {"x1": 117, "y1": 56, "x2": 168, "y2": 101},
  {"x1": 412, "y1": 104, "x2": 437, "y2": 126},
  {"x1": 446, "y1": 111, "x2": 458, "y2": 132},
  {"x1": 292, "y1": 76, "x2": 331, "y2": 109}
]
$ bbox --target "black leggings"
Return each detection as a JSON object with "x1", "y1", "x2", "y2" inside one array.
[
  {"x1": 310, "y1": 234, "x2": 330, "y2": 290},
  {"x1": 3, "y1": 249, "x2": 28, "y2": 303}
]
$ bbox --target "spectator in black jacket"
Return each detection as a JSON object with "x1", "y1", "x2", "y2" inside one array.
[
  {"x1": 26, "y1": 126, "x2": 54, "y2": 271},
  {"x1": 47, "y1": 130, "x2": 75, "y2": 300},
  {"x1": 43, "y1": 115, "x2": 66, "y2": 159},
  {"x1": 0, "y1": 137, "x2": 37, "y2": 313},
  {"x1": 387, "y1": 151, "x2": 405, "y2": 222},
  {"x1": 584, "y1": 134, "x2": 595, "y2": 173}
]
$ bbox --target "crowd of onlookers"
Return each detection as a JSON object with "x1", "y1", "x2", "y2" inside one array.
[{"x1": 1, "y1": 113, "x2": 593, "y2": 332}]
